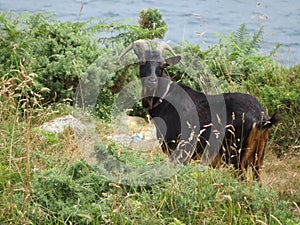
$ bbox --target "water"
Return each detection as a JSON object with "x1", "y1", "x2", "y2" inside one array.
[{"x1": 1, "y1": 0, "x2": 299, "y2": 66}]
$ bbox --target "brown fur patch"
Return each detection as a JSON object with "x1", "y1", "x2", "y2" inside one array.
[
  {"x1": 252, "y1": 128, "x2": 269, "y2": 180},
  {"x1": 241, "y1": 123, "x2": 270, "y2": 181},
  {"x1": 210, "y1": 153, "x2": 222, "y2": 168}
]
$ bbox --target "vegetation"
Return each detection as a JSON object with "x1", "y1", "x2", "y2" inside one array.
[
  {"x1": 0, "y1": 10, "x2": 299, "y2": 224},
  {"x1": 138, "y1": 8, "x2": 168, "y2": 39}
]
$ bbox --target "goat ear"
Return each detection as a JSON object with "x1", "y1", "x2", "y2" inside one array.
[{"x1": 165, "y1": 56, "x2": 181, "y2": 66}]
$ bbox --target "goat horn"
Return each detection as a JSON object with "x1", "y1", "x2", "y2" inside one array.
[
  {"x1": 119, "y1": 39, "x2": 152, "y2": 61},
  {"x1": 156, "y1": 42, "x2": 184, "y2": 66},
  {"x1": 155, "y1": 42, "x2": 177, "y2": 56}
]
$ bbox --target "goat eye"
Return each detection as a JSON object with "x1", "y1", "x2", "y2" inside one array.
[{"x1": 156, "y1": 67, "x2": 164, "y2": 76}]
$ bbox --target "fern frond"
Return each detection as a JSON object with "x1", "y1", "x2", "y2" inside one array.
[
  {"x1": 251, "y1": 26, "x2": 264, "y2": 50},
  {"x1": 234, "y1": 23, "x2": 249, "y2": 46},
  {"x1": 269, "y1": 43, "x2": 282, "y2": 56},
  {"x1": 232, "y1": 24, "x2": 264, "y2": 56}
]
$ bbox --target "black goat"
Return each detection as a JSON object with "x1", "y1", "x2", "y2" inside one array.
[{"x1": 119, "y1": 39, "x2": 278, "y2": 181}]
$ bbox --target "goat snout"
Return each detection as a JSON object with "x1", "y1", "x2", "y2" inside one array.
[{"x1": 145, "y1": 76, "x2": 158, "y2": 88}]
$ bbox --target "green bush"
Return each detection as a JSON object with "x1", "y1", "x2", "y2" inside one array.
[
  {"x1": 28, "y1": 162, "x2": 298, "y2": 224},
  {"x1": 0, "y1": 12, "x2": 104, "y2": 103},
  {"x1": 138, "y1": 8, "x2": 168, "y2": 39}
]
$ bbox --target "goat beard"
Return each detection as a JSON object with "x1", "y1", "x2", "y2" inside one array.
[{"x1": 142, "y1": 86, "x2": 156, "y2": 109}]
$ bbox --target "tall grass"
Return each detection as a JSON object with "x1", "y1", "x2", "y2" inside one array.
[
  {"x1": 1, "y1": 64, "x2": 35, "y2": 223},
  {"x1": 0, "y1": 61, "x2": 79, "y2": 223}
]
